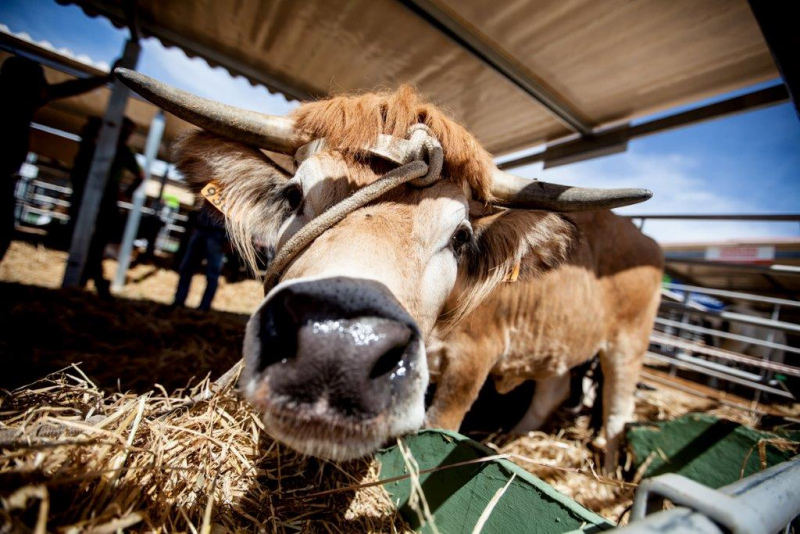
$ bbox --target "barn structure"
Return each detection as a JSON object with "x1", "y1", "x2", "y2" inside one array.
[{"x1": 1, "y1": 0, "x2": 798, "y2": 531}]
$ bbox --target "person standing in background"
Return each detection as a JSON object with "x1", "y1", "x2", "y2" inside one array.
[
  {"x1": 75, "y1": 117, "x2": 143, "y2": 299},
  {"x1": 172, "y1": 210, "x2": 227, "y2": 311},
  {"x1": 0, "y1": 56, "x2": 116, "y2": 262}
]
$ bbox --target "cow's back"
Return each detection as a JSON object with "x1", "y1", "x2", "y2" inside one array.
[{"x1": 453, "y1": 211, "x2": 663, "y2": 391}]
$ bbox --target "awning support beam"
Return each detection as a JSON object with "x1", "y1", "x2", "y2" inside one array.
[
  {"x1": 397, "y1": 0, "x2": 593, "y2": 135},
  {"x1": 499, "y1": 84, "x2": 789, "y2": 170}
]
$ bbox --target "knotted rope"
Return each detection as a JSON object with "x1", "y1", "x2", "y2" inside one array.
[{"x1": 262, "y1": 124, "x2": 444, "y2": 293}]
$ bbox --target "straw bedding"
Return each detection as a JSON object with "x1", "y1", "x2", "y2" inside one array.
[{"x1": 1, "y1": 240, "x2": 797, "y2": 530}]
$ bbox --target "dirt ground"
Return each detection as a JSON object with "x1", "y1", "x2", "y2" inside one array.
[{"x1": 1, "y1": 240, "x2": 797, "y2": 525}]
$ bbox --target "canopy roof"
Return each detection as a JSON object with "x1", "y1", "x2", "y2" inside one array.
[{"x1": 62, "y1": 0, "x2": 778, "y2": 156}]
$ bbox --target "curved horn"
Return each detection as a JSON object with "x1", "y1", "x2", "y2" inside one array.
[
  {"x1": 491, "y1": 169, "x2": 652, "y2": 211},
  {"x1": 114, "y1": 68, "x2": 309, "y2": 154}
]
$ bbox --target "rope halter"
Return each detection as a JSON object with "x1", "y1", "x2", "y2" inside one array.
[{"x1": 262, "y1": 124, "x2": 444, "y2": 293}]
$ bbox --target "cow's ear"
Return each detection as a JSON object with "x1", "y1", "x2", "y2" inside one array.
[
  {"x1": 467, "y1": 210, "x2": 578, "y2": 284},
  {"x1": 173, "y1": 131, "x2": 294, "y2": 271}
]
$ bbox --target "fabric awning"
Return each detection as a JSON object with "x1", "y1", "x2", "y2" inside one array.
[{"x1": 62, "y1": 0, "x2": 778, "y2": 155}]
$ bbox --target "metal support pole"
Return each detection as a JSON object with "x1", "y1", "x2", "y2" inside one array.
[
  {"x1": 112, "y1": 110, "x2": 165, "y2": 290},
  {"x1": 62, "y1": 38, "x2": 140, "y2": 288}
]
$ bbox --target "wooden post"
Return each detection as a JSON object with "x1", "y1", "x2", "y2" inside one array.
[{"x1": 62, "y1": 39, "x2": 141, "y2": 288}]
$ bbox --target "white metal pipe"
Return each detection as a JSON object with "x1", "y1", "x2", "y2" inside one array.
[
  {"x1": 112, "y1": 110, "x2": 165, "y2": 290},
  {"x1": 654, "y1": 317, "x2": 800, "y2": 357},
  {"x1": 644, "y1": 352, "x2": 794, "y2": 399},
  {"x1": 650, "y1": 329, "x2": 800, "y2": 376},
  {"x1": 660, "y1": 300, "x2": 800, "y2": 335},
  {"x1": 662, "y1": 282, "x2": 800, "y2": 309},
  {"x1": 621, "y1": 455, "x2": 800, "y2": 534}
]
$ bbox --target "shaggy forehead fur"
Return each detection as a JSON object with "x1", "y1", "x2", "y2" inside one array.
[{"x1": 291, "y1": 85, "x2": 496, "y2": 202}]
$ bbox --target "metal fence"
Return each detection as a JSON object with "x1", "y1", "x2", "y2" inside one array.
[
  {"x1": 649, "y1": 281, "x2": 799, "y2": 402},
  {"x1": 13, "y1": 175, "x2": 189, "y2": 254}
]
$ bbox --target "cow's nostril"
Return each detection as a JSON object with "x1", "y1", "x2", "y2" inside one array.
[
  {"x1": 369, "y1": 342, "x2": 409, "y2": 379},
  {"x1": 257, "y1": 293, "x2": 300, "y2": 372}
]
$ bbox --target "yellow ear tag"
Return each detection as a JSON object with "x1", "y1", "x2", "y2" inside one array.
[
  {"x1": 503, "y1": 261, "x2": 521, "y2": 283},
  {"x1": 201, "y1": 180, "x2": 229, "y2": 216}
]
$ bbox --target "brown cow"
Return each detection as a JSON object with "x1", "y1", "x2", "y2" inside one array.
[
  {"x1": 426, "y1": 211, "x2": 663, "y2": 470},
  {"x1": 116, "y1": 70, "x2": 654, "y2": 463}
]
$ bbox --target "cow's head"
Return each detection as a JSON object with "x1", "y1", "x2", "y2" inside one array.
[{"x1": 117, "y1": 70, "x2": 651, "y2": 460}]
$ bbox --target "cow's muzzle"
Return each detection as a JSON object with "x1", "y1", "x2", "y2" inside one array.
[{"x1": 241, "y1": 277, "x2": 427, "y2": 460}]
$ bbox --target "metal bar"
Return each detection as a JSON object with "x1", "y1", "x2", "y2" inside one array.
[
  {"x1": 662, "y1": 282, "x2": 800, "y2": 308},
  {"x1": 498, "y1": 85, "x2": 789, "y2": 169},
  {"x1": 0, "y1": 29, "x2": 107, "y2": 78},
  {"x1": 112, "y1": 110, "x2": 165, "y2": 290},
  {"x1": 19, "y1": 205, "x2": 70, "y2": 221},
  {"x1": 397, "y1": 0, "x2": 593, "y2": 135},
  {"x1": 654, "y1": 317, "x2": 800, "y2": 357},
  {"x1": 31, "y1": 194, "x2": 70, "y2": 207},
  {"x1": 666, "y1": 258, "x2": 800, "y2": 276},
  {"x1": 623, "y1": 456, "x2": 800, "y2": 534},
  {"x1": 651, "y1": 329, "x2": 800, "y2": 377},
  {"x1": 625, "y1": 214, "x2": 800, "y2": 221},
  {"x1": 656, "y1": 345, "x2": 767, "y2": 382},
  {"x1": 31, "y1": 181, "x2": 72, "y2": 195},
  {"x1": 116, "y1": 200, "x2": 155, "y2": 215},
  {"x1": 659, "y1": 300, "x2": 800, "y2": 335},
  {"x1": 644, "y1": 352, "x2": 794, "y2": 399},
  {"x1": 62, "y1": 38, "x2": 140, "y2": 288}
]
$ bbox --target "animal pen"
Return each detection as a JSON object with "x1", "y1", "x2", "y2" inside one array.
[{"x1": 1, "y1": 1, "x2": 799, "y2": 533}]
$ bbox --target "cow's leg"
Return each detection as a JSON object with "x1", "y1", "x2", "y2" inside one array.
[
  {"x1": 599, "y1": 335, "x2": 646, "y2": 473},
  {"x1": 511, "y1": 373, "x2": 570, "y2": 434},
  {"x1": 425, "y1": 344, "x2": 495, "y2": 431}
]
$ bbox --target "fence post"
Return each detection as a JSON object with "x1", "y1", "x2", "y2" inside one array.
[
  {"x1": 112, "y1": 110, "x2": 166, "y2": 290},
  {"x1": 62, "y1": 38, "x2": 141, "y2": 288}
]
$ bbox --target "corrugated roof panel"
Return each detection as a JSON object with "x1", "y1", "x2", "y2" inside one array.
[{"x1": 439, "y1": 0, "x2": 777, "y2": 127}]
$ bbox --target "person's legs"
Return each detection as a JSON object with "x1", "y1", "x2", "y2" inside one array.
[
  {"x1": 173, "y1": 231, "x2": 202, "y2": 307},
  {"x1": 199, "y1": 232, "x2": 224, "y2": 311}
]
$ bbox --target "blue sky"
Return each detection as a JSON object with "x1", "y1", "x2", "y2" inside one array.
[{"x1": 2, "y1": 0, "x2": 799, "y2": 243}]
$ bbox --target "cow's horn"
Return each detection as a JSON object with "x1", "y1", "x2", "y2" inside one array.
[
  {"x1": 114, "y1": 68, "x2": 307, "y2": 154},
  {"x1": 491, "y1": 168, "x2": 652, "y2": 211}
]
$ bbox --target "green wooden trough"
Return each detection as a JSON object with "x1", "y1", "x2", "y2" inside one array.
[
  {"x1": 375, "y1": 417, "x2": 800, "y2": 533},
  {"x1": 376, "y1": 430, "x2": 613, "y2": 534}
]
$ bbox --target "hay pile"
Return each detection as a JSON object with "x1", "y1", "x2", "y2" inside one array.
[
  {"x1": 2, "y1": 240, "x2": 798, "y2": 528},
  {"x1": 0, "y1": 369, "x2": 408, "y2": 533}
]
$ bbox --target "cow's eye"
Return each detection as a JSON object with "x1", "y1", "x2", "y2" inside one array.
[
  {"x1": 283, "y1": 184, "x2": 303, "y2": 210},
  {"x1": 451, "y1": 224, "x2": 473, "y2": 253}
]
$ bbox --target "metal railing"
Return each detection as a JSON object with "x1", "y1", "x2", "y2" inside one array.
[
  {"x1": 650, "y1": 282, "x2": 799, "y2": 402},
  {"x1": 619, "y1": 455, "x2": 800, "y2": 533},
  {"x1": 13, "y1": 177, "x2": 190, "y2": 255}
]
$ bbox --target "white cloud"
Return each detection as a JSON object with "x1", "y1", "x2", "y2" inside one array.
[{"x1": 509, "y1": 148, "x2": 798, "y2": 244}]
